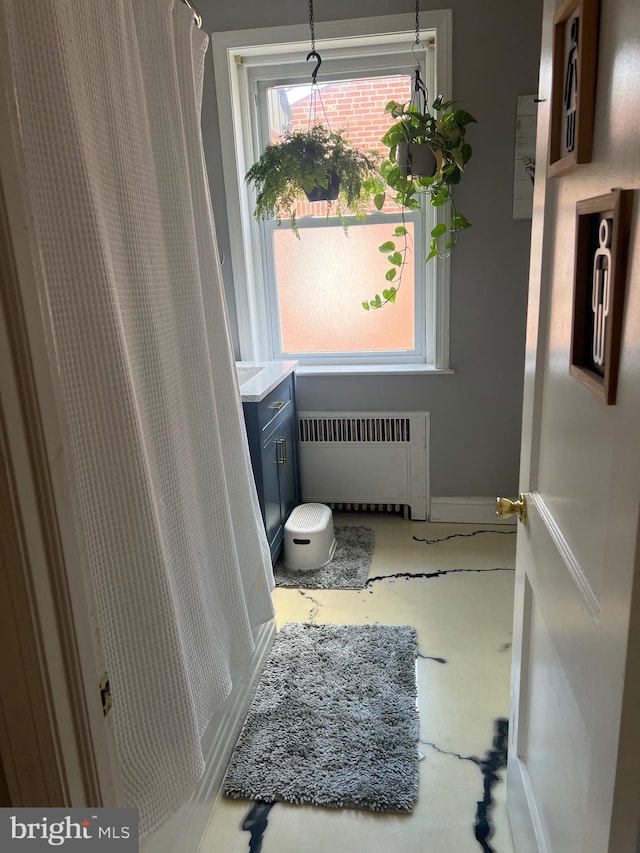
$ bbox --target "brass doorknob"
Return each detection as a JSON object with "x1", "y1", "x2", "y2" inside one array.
[{"x1": 496, "y1": 493, "x2": 527, "y2": 523}]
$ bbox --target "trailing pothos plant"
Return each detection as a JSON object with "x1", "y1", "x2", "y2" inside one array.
[
  {"x1": 363, "y1": 95, "x2": 476, "y2": 311},
  {"x1": 245, "y1": 124, "x2": 381, "y2": 236}
]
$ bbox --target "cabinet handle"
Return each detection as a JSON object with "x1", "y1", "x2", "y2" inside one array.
[
  {"x1": 269, "y1": 400, "x2": 287, "y2": 412},
  {"x1": 276, "y1": 438, "x2": 287, "y2": 464}
]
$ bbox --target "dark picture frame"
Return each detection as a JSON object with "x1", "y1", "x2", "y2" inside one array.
[
  {"x1": 570, "y1": 190, "x2": 634, "y2": 404},
  {"x1": 548, "y1": 0, "x2": 599, "y2": 177}
]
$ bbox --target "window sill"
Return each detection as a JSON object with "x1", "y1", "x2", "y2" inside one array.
[{"x1": 295, "y1": 364, "x2": 454, "y2": 377}]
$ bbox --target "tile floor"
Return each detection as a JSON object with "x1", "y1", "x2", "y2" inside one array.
[{"x1": 200, "y1": 513, "x2": 517, "y2": 853}]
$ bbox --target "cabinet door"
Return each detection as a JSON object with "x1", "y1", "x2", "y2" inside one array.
[
  {"x1": 261, "y1": 433, "x2": 283, "y2": 556},
  {"x1": 276, "y1": 418, "x2": 298, "y2": 525}
]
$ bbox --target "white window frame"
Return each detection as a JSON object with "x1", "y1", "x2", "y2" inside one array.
[{"x1": 212, "y1": 12, "x2": 453, "y2": 370}]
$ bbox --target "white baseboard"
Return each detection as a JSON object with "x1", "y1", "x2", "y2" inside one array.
[
  {"x1": 143, "y1": 618, "x2": 276, "y2": 853},
  {"x1": 429, "y1": 497, "x2": 517, "y2": 525}
]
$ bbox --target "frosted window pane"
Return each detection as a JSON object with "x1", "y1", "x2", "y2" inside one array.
[{"x1": 273, "y1": 223, "x2": 415, "y2": 354}]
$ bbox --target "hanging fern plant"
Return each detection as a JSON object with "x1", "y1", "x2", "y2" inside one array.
[{"x1": 245, "y1": 124, "x2": 381, "y2": 236}]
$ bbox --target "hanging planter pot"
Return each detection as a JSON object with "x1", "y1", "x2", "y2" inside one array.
[
  {"x1": 365, "y1": 85, "x2": 477, "y2": 311},
  {"x1": 397, "y1": 142, "x2": 437, "y2": 178},
  {"x1": 245, "y1": 126, "x2": 379, "y2": 235},
  {"x1": 304, "y1": 168, "x2": 341, "y2": 202},
  {"x1": 244, "y1": 6, "x2": 383, "y2": 235},
  {"x1": 243, "y1": 4, "x2": 382, "y2": 235}
]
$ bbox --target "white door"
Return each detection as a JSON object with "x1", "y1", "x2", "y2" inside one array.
[{"x1": 506, "y1": 0, "x2": 640, "y2": 851}]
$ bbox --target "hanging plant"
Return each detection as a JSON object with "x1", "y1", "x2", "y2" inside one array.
[
  {"x1": 244, "y1": 1, "x2": 381, "y2": 237},
  {"x1": 245, "y1": 124, "x2": 381, "y2": 236},
  {"x1": 363, "y1": 97, "x2": 477, "y2": 310},
  {"x1": 379, "y1": 94, "x2": 476, "y2": 239},
  {"x1": 363, "y1": 2, "x2": 476, "y2": 310}
]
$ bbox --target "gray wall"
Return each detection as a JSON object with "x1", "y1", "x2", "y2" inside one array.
[{"x1": 199, "y1": 0, "x2": 543, "y2": 498}]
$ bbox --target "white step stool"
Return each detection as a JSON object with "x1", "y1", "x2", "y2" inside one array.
[{"x1": 283, "y1": 503, "x2": 336, "y2": 571}]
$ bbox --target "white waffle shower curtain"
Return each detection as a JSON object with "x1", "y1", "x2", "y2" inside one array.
[{"x1": 2, "y1": 0, "x2": 274, "y2": 836}]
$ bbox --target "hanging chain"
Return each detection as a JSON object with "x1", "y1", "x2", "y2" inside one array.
[
  {"x1": 305, "y1": 0, "x2": 331, "y2": 130},
  {"x1": 308, "y1": 0, "x2": 315, "y2": 52},
  {"x1": 411, "y1": 0, "x2": 427, "y2": 112},
  {"x1": 308, "y1": 0, "x2": 316, "y2": 126}
]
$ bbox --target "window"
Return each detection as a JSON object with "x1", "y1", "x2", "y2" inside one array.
[{"x1": 212, "y1": 12, "x2": 453, "y2": 370}]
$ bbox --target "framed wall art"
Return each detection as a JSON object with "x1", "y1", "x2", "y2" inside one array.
[
  {"x1": 570, "y1": 189, "x2": 634, "y2": 404},
  {"x1": 548, "y1": 0, "x2": 599, "y2": 177}
]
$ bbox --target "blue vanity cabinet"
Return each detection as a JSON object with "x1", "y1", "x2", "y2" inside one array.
[{"x1": 242, "y1": 374, "x2": 300, "y2": 563}]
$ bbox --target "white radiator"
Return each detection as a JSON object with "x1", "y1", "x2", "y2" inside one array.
[{"x1": 296, "y1": 411, "x2": 429, "y2": 521}]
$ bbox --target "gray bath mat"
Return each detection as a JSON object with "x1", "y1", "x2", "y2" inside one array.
[
  {"x1": 223, "y1": 622, "x2": 420, "y2": 812},
  {"x1": 274, "y1": 525, "x2": 375, "y2": 589}
]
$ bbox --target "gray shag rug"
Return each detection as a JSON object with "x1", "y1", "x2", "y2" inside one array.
[
  {"x1": 223, "y1": 622, "x2": 420, "y2": 812},
  {"x1": 274, "y1": 525, "x2": 375, "y2": 589}
]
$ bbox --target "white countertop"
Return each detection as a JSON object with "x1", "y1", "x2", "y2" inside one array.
[{"x1": 236, "y1": 360, "x2": 298, "y2": 402}]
